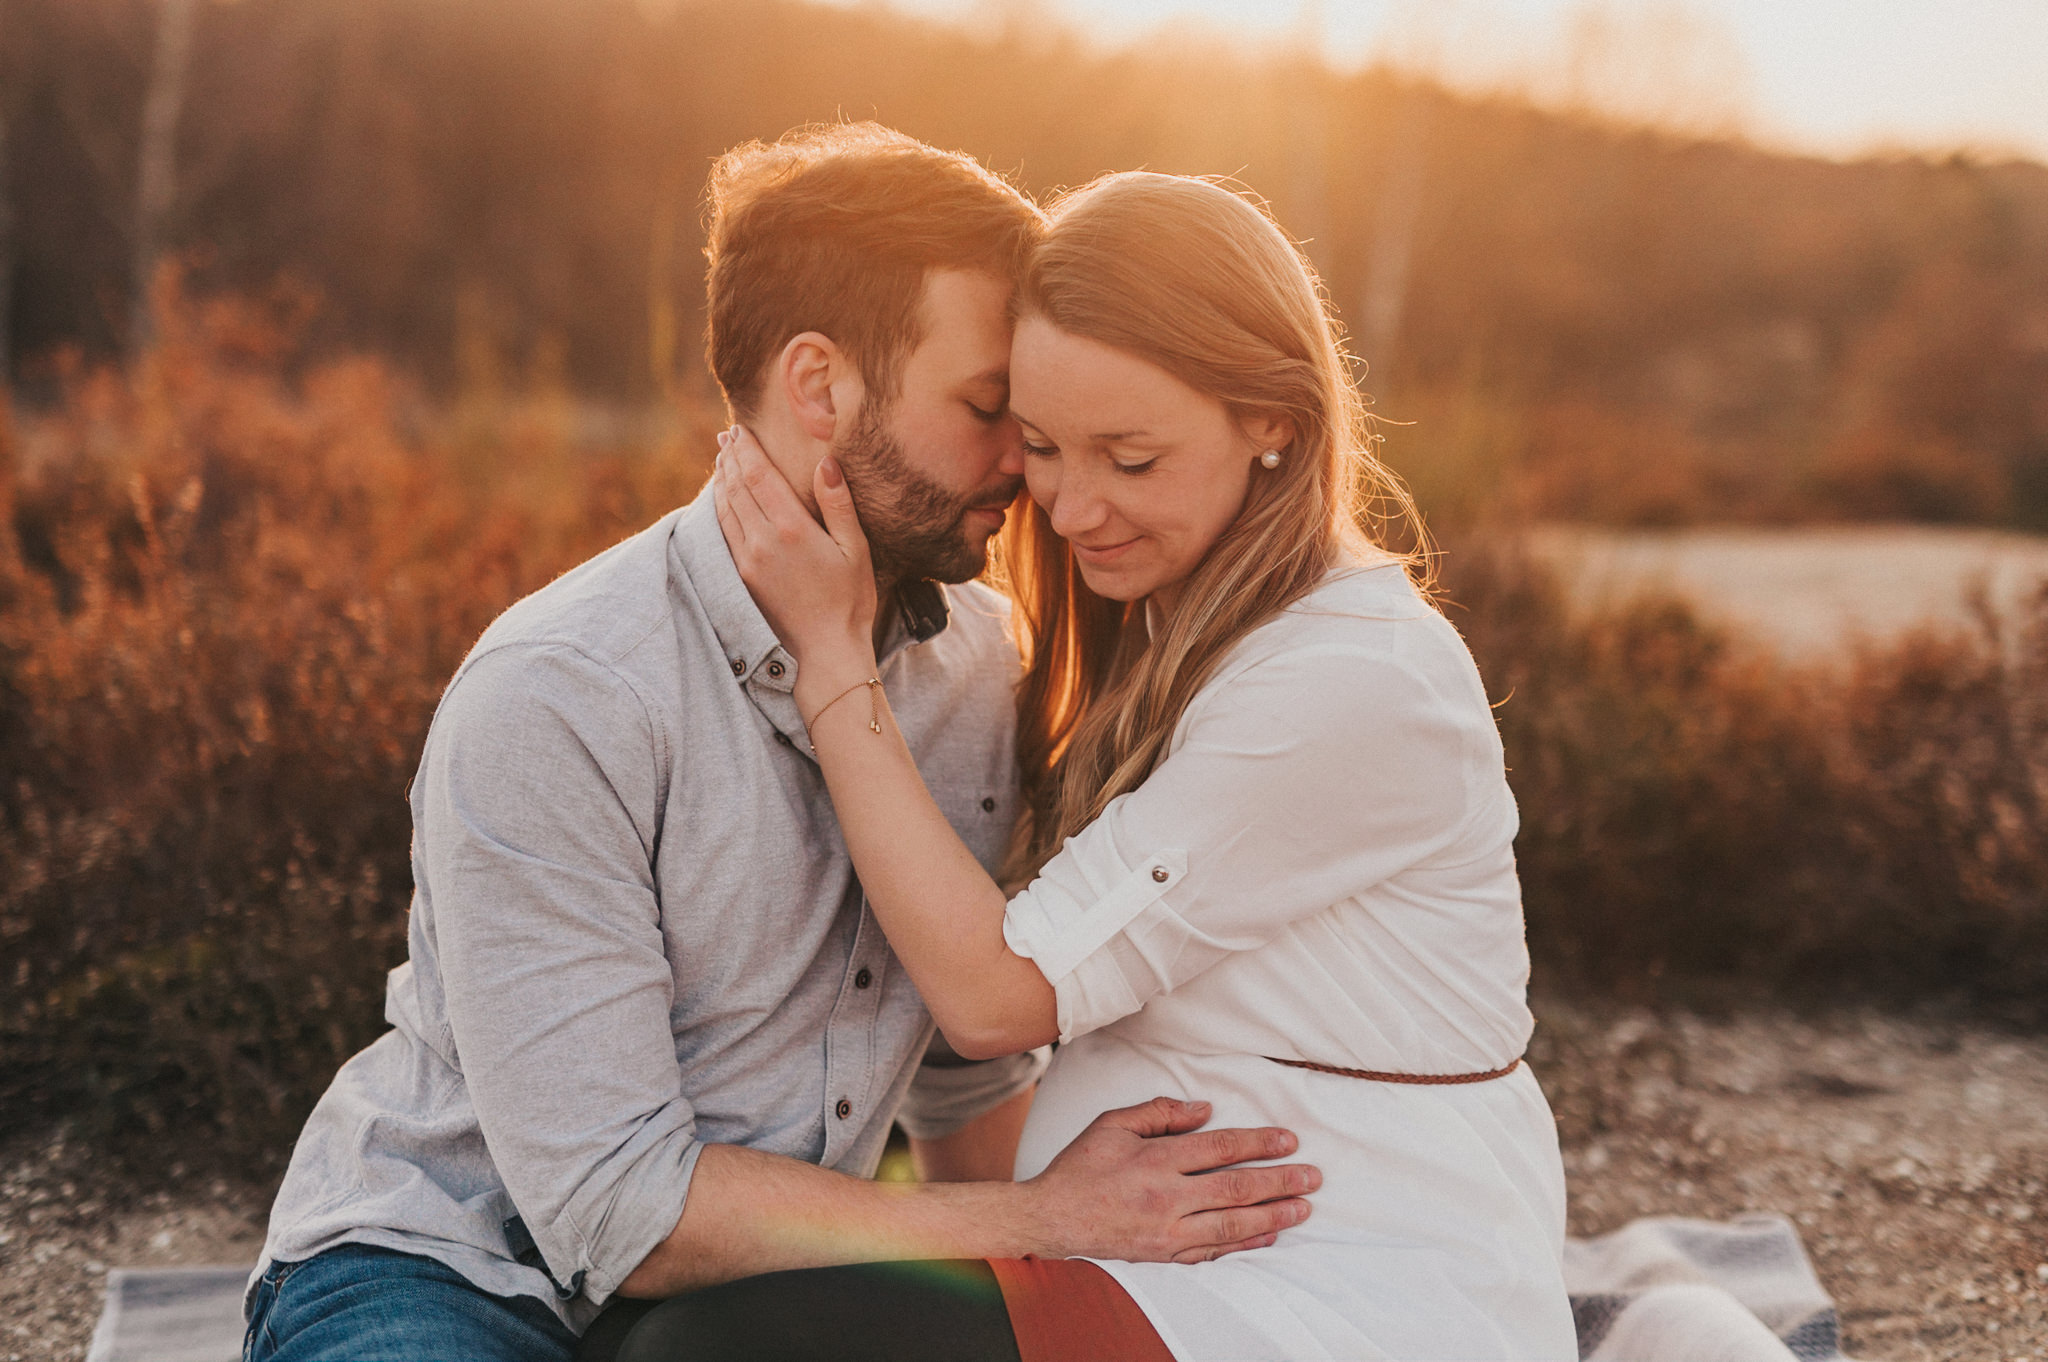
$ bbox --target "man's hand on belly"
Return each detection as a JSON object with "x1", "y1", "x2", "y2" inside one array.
[{"x1": 1022, "y1": 1096, "x2": 1319, "y2": 1265}]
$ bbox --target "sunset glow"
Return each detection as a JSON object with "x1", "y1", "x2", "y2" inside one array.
[{"x1": 868, "y1": 0, "x2": 2048, "y2": 161}]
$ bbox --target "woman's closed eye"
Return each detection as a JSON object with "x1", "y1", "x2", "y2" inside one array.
[{"x1": 1020, "y1": 437, "x2": 1154, "y2": 476}]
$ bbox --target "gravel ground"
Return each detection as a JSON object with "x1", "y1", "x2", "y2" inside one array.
[
  {"x1": 1533, "y1": 1003, "x2": 2048, "y2": 1360},
  {"x1": 0, "y1": 1138, "x2": 271, "y2": 1362},
  {"x1": 4, "y1": 1001, "x2": 2045, "y2": 1361}
]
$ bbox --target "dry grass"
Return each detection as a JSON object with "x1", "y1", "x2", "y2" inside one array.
[{"x1": 0, "y1": 286, "x2": 714, "y2": 1149}]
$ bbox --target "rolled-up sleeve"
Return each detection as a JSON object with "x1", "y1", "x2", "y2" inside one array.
[
  {"x1": 419, "y1": 643, "x2": 698, "y2": 1304},
  {"x1": 895, "y1": 1030, "x2": 1050, "y2": 1141},
  {"x1": 1002, "y1": 641, "x2": 1492, "y2": 1043}
]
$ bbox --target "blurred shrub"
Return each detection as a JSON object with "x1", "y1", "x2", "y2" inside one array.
[
  {"x1": 1, "y1": 284, "x2": 2043, "y2": 1158},
  {"x1": 1446, "y1": 547, "x2": 1848, "y2": 987},
  {"x1": 0, "y1": 282, "x2": 711, "y2": 1151},
  {"x1": 1445, "y1": 543, "x2": 2048, "y2": 1017},
  {"x1": 1821, "y1": 594, "x2": 2048, "y2": 1001}
]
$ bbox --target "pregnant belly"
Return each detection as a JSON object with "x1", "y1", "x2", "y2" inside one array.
[
  {"x1": 1014, "y1": 1033, "x2": 1312, "y2": 1182},
  {"x1": 1015, "y1": 1031, "x2": 1569, "y2": 1261},
  {"x1": 1015, "y1": 1032, "x2": 1576, "y2": 1362}
]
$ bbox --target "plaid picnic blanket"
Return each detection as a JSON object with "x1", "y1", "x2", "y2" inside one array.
[
  {"x1": 87, "y1": 1215, "x2": 1850, "y2": 1361},
  {"x1": 1565, "y1": 1214, "x2": 1853, "y2": 1361}
]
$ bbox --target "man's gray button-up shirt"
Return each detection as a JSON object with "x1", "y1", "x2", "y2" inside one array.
[{"x1": 253, "y1": 494, "x2": 1040, "y2": 1332}]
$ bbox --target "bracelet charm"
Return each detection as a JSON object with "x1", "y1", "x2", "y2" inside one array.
[{"x1": 804, "y1": 675, "x2": 883, "y2": 751}]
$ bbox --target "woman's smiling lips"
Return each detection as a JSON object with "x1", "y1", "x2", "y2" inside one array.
[{"x1": 1072, "y1": 536, "x2": 1142, "y2": 564}]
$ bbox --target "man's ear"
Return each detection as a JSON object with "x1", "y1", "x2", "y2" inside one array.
[{"x1": 776, "y1": 332, "x2": 863, "y2": 445}]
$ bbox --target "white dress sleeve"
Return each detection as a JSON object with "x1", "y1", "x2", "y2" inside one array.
[{"x1": 1002, "y1": 634, "x2": 1498, "y2": 1043}]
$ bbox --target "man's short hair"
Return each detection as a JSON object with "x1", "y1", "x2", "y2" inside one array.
[{"x1": 704, "y1": 123, "x2": 1044, "y2": 418}]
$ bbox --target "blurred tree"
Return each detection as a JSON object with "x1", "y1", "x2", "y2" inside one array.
[
  {"x1": 130, "y1": 0, "x2": 197, "y2": 353},
  {"x1": 1357, "y1": 81, "x2": 1430, "y2": 382},
  {"x1": 0, "y1": 0, "x2": 14, "y2": 381},
  {"x1": 1550, "y1": 0, "x2": 1753, "y2": 139},
  {"x1": 2, "y1": 0, "x2": 2044, "y2": 527},
  {"x1": 646, "y1": 154, "x2": 690, "y2": 407}
]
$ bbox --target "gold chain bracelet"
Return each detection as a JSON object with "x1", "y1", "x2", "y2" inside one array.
[{"x1": 803, "y1": 675, "x2": 882, "y2": 752}]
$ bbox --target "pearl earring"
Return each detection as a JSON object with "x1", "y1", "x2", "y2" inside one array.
[{"x1": 1259, "y1": 449, "x2": 1282, "y2": 469}]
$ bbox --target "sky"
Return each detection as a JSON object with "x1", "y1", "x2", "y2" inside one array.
[{"x1": 853, "y1": 0, "x2": 2048, "y2": 163}]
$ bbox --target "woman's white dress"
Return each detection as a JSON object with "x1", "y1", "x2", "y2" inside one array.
[{"x1": 1004, "y1": 562, "x2": 1577, "y2": 1362}]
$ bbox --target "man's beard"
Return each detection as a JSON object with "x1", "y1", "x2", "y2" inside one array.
[{"x1": 834, "y1": 401, "x2": 1018, "y2": 586}]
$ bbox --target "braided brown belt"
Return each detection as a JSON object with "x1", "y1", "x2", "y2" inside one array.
[{"x1": 1264, "y1": 1055, "x2": 1523, "y2": 1085}]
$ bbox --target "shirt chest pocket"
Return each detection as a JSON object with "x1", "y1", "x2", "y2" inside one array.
[{"x1": 929, "y1": 778, "x2": 1020, "y2": 873}]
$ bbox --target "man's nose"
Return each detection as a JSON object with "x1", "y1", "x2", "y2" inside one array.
[{"x1": 994, "y1": 416, "x2": 1027, "y2": 478}]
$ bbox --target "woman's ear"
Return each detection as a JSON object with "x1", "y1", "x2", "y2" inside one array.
[
  {"x1": 1241, "y1": 412, "x2": 1296, "y2": 458},
  {"x1": 776, "y1": 332, "x2": 861, "y2": 444}
]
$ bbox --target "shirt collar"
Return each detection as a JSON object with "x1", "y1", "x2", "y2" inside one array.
[{"x1": 670, "y1": 494, "x2": 954, "y2": 736}]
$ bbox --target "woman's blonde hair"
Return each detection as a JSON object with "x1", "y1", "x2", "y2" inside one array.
[{"x1": 998, "y1": 171, "x2": 1432, "y2": 881}]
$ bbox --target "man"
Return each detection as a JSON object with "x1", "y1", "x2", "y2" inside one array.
[{"x1": 245, "y1": 124, "x2": 1312, "y2": 1362}]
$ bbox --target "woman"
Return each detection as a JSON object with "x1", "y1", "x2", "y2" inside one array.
[{"x1": 628, "y1": 172, "x2": 1574, "y2": 1361}]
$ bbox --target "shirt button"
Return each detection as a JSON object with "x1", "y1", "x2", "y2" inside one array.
[
  {"x1": 835, "y1": 1098, "x2": 853, "y2": 1120},
  {"x1": 980, "y1": 797, "x2": 996, "y2": 813},
  {"x1": 774, "y1": 731, "x2": 793, "y2": 747},
  {"x1": 767, "y1": 660, "x2": 786, "y2": 679},
  {"x1": 855, "y1": 967, "x2": 872, "y2": 989},
  {"x1": 729, "y1": 658, "x2": 745, "y2": 678},
  {"x1": 1151, "y1": 866, "x2": 1170, "y2": 883}
]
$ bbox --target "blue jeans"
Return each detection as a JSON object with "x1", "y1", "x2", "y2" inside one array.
[{"x1": 243, "y1": 1243, "x2": 580, "y2": 1362}]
